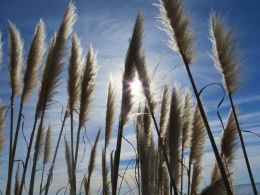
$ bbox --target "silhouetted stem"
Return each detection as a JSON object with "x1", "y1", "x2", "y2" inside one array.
[
  {"x1": 228, "y1": 94, "x2": 258, "y2": 195},
  {"x1": 180, "y1": 51, "x2": 232, "y2": 195},
  {"x1": 111, "y1": 116, "x2": 124, "y2": 195},
  {"x1": 6, "y1": 94, "x2": 14, "y2": 195},
  {"x1": 44, "y1": 112, "x2": 67, "y2": 195},
  {"x1": 18, "y1": 117, "x2": 38, "y2": 195}
]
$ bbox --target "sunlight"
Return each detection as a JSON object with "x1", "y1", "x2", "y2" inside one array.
[{"x1": 130, "y1": 78, "x2": 143, "y2": 96}]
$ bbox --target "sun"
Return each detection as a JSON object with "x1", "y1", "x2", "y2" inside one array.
[{"x1": 130, "y1": 78, "x2": 143, "y2": 96}]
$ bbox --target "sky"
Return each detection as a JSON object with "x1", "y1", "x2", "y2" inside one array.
[{"x1": 0, "y1": 0, "x2": 260, "y2": 194}]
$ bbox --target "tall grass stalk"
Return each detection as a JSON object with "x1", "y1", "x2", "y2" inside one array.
[
  {"x1": 84, "y1": 129, "x2": 100, "y2": 195},
  {"x1": 19, "y1": 3, "x2": 76, "y2": 194},
  {"x1": 6, "y1": 22, "x2": 23, "y2": 195},
  {"x1": 210, "y1": 13, "x2": 258, "y2": 195},
  {"x1": 39, "y1": 125, "x2": 51, "y2": 194},
  {"x1": 6, "y1": 20, "x2": 46, "y2": 195},
  {"x1": 44, "y1": 111, "x2": 68, "y2": 195},
  {"x1": 112, "y1": 13, "x2": 142, "y2": 195},
  {"x1": 157, "y1": 0, "x2": 232, "y2": 193},
  {"x1": 73, "y1": 45, "x2": 96, "y2": 194}
]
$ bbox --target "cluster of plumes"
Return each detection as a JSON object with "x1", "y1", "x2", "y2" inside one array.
[
  {"x1": 211, "y1": 110, "x2": 238, "y2": 184},
  {"x1": 21, "y1": 19, "x2": 46, "y2": 103},
  {"x1": 136, "y1": 104, "x2": 157, "y2": 195},
  {"x1": 8, "y1": 22, "x2": 24, "y2": 97},
  {"x1": 157, "y1": 0, "x2": 194, "y2": 65},
  {"x1": 36, "y1": 3, "x2": 77, "y2": 118},
  {"x1": 210, "y1": 13, "x2": 241, "y2": 95}
]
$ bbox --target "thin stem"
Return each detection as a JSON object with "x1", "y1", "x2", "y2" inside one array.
[
  {"x1": 228, "y1": 94, "x2": 258, "y2": 195},
  {"x1": 187, "y1": 159, "x2": 192, "y2": 195},
  {"x1": 39, "y1": 162, "x2": 45, "y2": 195},
  {"x1": 180, "y1": 143, "x2": 184, "y2": 195},
  {"x1": 111, "y1": 116, "x2": 124, "y2": 195},
  {"x1": 18, "y1": 117, "x2": 38, "y2": 195},
  {"x1": 44, "y1": 112, "x2": 67, "y2": 195},
  {"x1": 182, "y1": 60, "x2": 232, "y2": 195},
  {"x1": 6, "y1": 95, "x2": 20, "y2": 195},
  {"x1": 70, "y1": 111, "x2": 77, "y2": 195},
  {"x1": 29, "y1": 108, "x2": 46, "y2": 195}
]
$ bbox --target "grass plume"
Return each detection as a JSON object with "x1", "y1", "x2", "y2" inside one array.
[
  {"x1": 8, "y1": 21, "x2": 24, "y2": 96},
  {"x1": 21, "y1": 19, "x2": 46, "y2": 103},
  {"x1": 85, "y1": 129, "x2": 101, "y2": 195}
]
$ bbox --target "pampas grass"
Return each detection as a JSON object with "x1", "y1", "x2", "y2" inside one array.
[
  {"x1": 21, "y1": 19, "x2": 46, "y2": 103},
  {"x1": 6, "y1": 21, "x2": 24, "y2": 195},
  {"x1": 40, "y1": 125, "x2": 52, "y2": 194},
  {"x1": 0, "y1": 1, "x2": 257, "y2": 195},
  {"x1": 112, "y1": 13, "x2": 143, "y2": 195},
  {"x1": 157, "y1": 0, "x2": 194, "y2": 65},
  {"x1": 157, "y1": 0, "x2": 232, "y2": 193},
  {"x1": 210, "y1": 13, "x2": 257, "y2": 194},
  {"x1": 210, "y1": 13, "x2": 240, "y2": 95},
  {"x1": 167, "y1": 84, "x2": 182, "y2": 187},
  {"x1": 19, "y1": 4, "x2": 77, "y2": 195},
  {"x1": 211, "y1": 110, "x2": 237, "y2": 184},
  {"x1": 201, "y1": 179, "x2": 226, "y2": 195},
  {"x1": 105, "y1": 81, "x2": 116, "y2": 148},
  {"x1": 8, "y1": 21, "x2": 23, "y2": 97},
  {"x1": 7, "y1": 20, "x2": 46, "y2": 195},
  {"x1": 84, "y1": 129, "x2": 101, "y2": 195}
]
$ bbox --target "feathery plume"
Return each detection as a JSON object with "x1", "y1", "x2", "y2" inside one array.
[
  {"x1": 211, "y1": 110, "x2": 237, "y2": 183},
  {"x1": 35, "y1": 124, "x2": 45, "y2": 161},
  {"x1": 79, "y1": 45, "x2": 96, "y2": 128},
  {"x1": 36, "y1": 3, "x2": 77, "y2": 117},
  {"x1": 190, "y1": 164, "x2": 202, "y2": 195},
  {"x1": 21, "y1": 19, "x2": 46, "y2": 103},
  {"x1": 44, "y1": 124, "x2": 52, "y2": 164},
  {"x1": 221, "y1": 110, "x2": 237, "y2": 163},
  {"x1": 166, "y1": 84, "x2": 182, "y2": 186},
  {"x1": 120, "y1": 13, "x2": 143, "y2": 122},
  {"x1": 105, "y1": 81, "x2": 116, "y2": 147},
  {"x1": 0, "y1": 32, "x2": 3, "y2": 68},
  {"x1": 157, "y1": 0, "x2": 194, "y2": 64},
  {"x1": 159, "y1": 82, "x2": 170, "y2": 136},
  {"x1": 200, "y1": 179, "x2": 226, "y2": 195},
  {"x1": 85, "y1": 129, "x2": 101, "y2": 195},
  {"x1": 135, "y1": 52, "x2": 156, "y2": 114},
  {"x1": 210, "y1": 13, "x2": 240, "y2": 95},
  {"x1": 68, "y1": 33, "x2": 82, "y2": 113},
  {"x1": 65, "y1": 138, "x2": 73, "y2": 189},
  {"x1": 189, "y1": 104, "x2": 206, "y2": 164},
  {"x1": 0, "y1": 102, "x2": 5, "y2": 155},
  {"x1": 8, "y1": 22, "x2": 23, "y2": 96},
  {"x1": 181, "y1": 89, "x2": 192, "y2": 149},
  {"x1": 14, "y1": 163, "x2": 21, "y2": 195}
]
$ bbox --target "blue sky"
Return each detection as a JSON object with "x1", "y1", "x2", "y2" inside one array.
[{"x1": 1, "y1": 0, "x2": 260, "y2": 194}]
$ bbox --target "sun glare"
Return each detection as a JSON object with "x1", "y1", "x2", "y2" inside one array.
[{"x1": 130, "y1": 78, "x2": 143, "y2": 96}]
